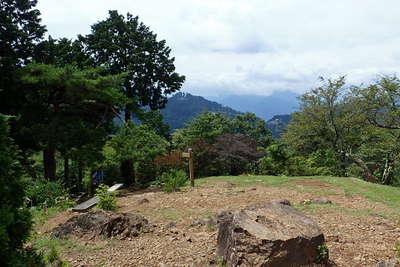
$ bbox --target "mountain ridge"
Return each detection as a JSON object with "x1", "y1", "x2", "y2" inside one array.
[{"x1": 161, "y1": 92, "x2": 293, "y2": 137}]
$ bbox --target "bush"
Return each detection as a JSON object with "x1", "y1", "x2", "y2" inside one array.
[
  {"x1": 159, "y1": 170, "x2": 187, "y2": 193},
  {"x1": 0, "y1": 114, "x2": 33, "y2": 266},
  {"x1": 95, "y1": 184, "x2": 117, "y2": 211},
  {"x1": 154, "y1": 151, "x2": 185, "y2": 175},
  {"x1": 43, "y1": 244, "x2": 67, "y2": 267},
  {"x1": 25, "y1": 178, "x2": 71, "y2": 208}
]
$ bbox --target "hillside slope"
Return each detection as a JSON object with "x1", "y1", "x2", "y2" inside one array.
[{"x1": 161, "y1": 92, "x2": 242, "y2": 130}]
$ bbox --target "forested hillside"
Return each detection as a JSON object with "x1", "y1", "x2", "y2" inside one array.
[
  {"x1": 161, "y1": 92, "x2": 242, "y2": 130},
  {"x1": 161, "y1": 92, "x2": 291, "y2": 138},
  {"x1": 266, "y1": 114, "x2": 292, "y2": 138}
]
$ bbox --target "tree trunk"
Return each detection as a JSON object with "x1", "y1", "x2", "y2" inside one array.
[
  {"x1": 345, "y1": 153, "x2": 377, "y2": 183},
  {"x1": 78, "y1": 160, "x2": 83, "y2": 192},
  {"x1": 124, "y1": 105, "x2": 131, "y2": 122},
  {"x1": 382, "y1": 157, "x2": 393, "y2": 185},
  {"x1": 43, "y1": 147, "x2": 56, "y2": 181},
  {"x1": 64, "y1": 156, "x2": 69, "y2": 186},
  {"x1": 121, "y1": 159, "x2": 134, "y2": 185}
]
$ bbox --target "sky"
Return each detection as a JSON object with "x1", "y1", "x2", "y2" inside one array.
[{"x1": 36, "y1": 0, "x2": 400, "y2": 97}]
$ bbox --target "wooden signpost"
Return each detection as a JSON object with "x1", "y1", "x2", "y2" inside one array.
[{"x1": 182, "y1": 148, "x2": 195, "y2": 187}]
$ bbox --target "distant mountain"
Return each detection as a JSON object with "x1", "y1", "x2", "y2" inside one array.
[
  {"x1": 266, "y1": 114, "x2": 292, "y2": 138},
  {"x1": 207, "y1": 91, "x2": 299, "y2": 121},
  {"x1": 161, "y1": 92, "x2": 293, "y2": 138},
  {"x1": 161, "y1": 92, "x2": 242, "y2": 130}
]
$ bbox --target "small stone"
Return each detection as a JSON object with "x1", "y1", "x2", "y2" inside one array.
[
  {"x1": 138, "y1": 198, "x2": 150, "y2": 205},
  {"x1": 165, "y1": 222, "x2": 176, "y2": 229}
]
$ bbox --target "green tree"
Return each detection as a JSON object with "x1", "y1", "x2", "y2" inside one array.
[
  {"x1": 108, "y1": 123, "x2": 168, "y2": 185},
  {"x1": 0, "y1": 115, "x2": 33, "y2": 266},
  {"x1": 283, "y1": 76, "x2": 369, "y2": 177},
  {"x1": 80, "y1": 10, "x2": 185, "y2": 121},
  {"x1": 172, "y1": 111, "x2": 232, "y2": 147},
  {"x1": 0, "y1": 0, "x2": 46, "y2": 115},
  {"x1": 350, "y1": 75, "x2": 400, "y2": 184},
  {"x1": 33, "y1": 36, "x2": 91, "y2": 68},
  {"x1": 17, "y1": 63, "x2": 127, "y2": 181},
  {"x1": 211, "y1": 134, "x2": 264, "y2": 175},
  {"x1": 80, "y1": 10, "x2": 185, "y2": 182},
  {"x1": 231, "y1": 112, "x2": 274, "y2": 147}
]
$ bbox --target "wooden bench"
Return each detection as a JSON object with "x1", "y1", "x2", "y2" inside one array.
[{"x1": 72, "y1": 183, "x2": 123, "y2": 212}]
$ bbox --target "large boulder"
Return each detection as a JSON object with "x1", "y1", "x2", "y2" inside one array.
[
  {"x1": 217, "y1": 200, "x2": 328, "y2": 266},
  {"x1": 52, "y1": 210, "x2": 150, "y2": 239}
]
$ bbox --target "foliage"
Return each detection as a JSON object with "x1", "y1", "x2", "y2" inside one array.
[
  {"x1": 95, "y1": 184, "x2": 117, "y2": 211},
  {"x1": 171, "y1": 111, "x2": 273, "y2": 177},
  {"x1": 0, "y1": 0, "x2": 46, "y2": 116},
  {"x1": 159, "y1": 170, "x2": 187, "y2": 193},
  {"x1": 258, "y1": 142, "x2": 291, "y2": 175},
  {"x1": 154, "y1": 151, "x2": 185, "y2": 175},
  {"x1": 108, "y1": 122, "x2": 168, "y2": 185},
  {"x1": 354, "y1": 75, "x2": 400, "y2": 130},
  {"x1": 267, "y1": 114, "x2": 292, "y2": 138},
  {"x1": 211, "y1": 134, "x2": 264, "y2": 175},
  {"x1": 34, "y1": 36, "x2": 91, "y2": 68},
  {"x1": 231, "y1": 112, "x2": 274, "y2": 147},
  {"x1": 173, "y1": 112, "x2": 233, "y2": 147},
  {"x1": 283, "y1": 75, "x2": 400, "y2": 184},
  {"x1": 25, "y1": 178, "x2": 72, "y2": 208},
  {"x1": 0, "y1": 115, "x2": 33, "y2": 266},
  {"x1": 316, "y1": 244, "x2": 329, "y2": 263},
  {"x1": 43, "y1": 244, "x2": 68, "y2": 267},
  {"x1": 79, "y1": 10, "x2": 185, "y2": 120},
  {"x1": 16, "y1": 63, "x2": 127, "y2": 180}
]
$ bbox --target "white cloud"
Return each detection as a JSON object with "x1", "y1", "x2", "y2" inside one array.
[{"x1": 36, "y1": 0, "x2": 400, "y2": 96}]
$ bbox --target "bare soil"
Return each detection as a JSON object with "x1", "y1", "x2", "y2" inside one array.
[{"x1": 39, "y1": 178, "x2": 400, "y2": 267}]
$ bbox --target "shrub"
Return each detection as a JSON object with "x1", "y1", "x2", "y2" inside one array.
[
  {"x1": 316, "y1": 244, "x2": 329, "y2": 264},
  {"x1": 43, "y1": 244, "x2": 67, "y2": 267},
  {"x1": 0, "y1": 114, "x2": 33, "y2": 265},
  {"x1": 25, "y1": 178, "x2": 71, "y2": 208},
  {"x1": 154, "y1": 151, "x2": 185, "y2": 174},
  {"x1": 95, "y1": 184, "x2": 117, "y2": 211},
  {"x1": 159, "y1": 170, "x2": 187, "y2": 193}
]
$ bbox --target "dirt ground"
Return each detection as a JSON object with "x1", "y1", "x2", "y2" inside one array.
[{"x1": 39, "y1": 177, "x2": 400, "y2": 267}]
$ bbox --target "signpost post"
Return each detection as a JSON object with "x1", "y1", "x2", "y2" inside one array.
[{"x1": 182, "y1": 148, "x2": 194, "y2": 187}]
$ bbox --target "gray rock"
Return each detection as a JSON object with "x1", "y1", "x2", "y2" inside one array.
[
  {"x1": 138, "y1": 198, "x2": 150, "y2": 205},
  {"x1": 217, "y1": 200, "x2": 328, "y2": 266},
  {"x1": 376, "y1": 259, "x2": 399, "y2": 267},
  {"x1": 311, "y1": 199, "x2": 332, "y2": 205}
]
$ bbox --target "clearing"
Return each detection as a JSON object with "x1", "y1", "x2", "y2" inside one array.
[{"x1": 35, "y1": 176, "x2": 400, "y2": 266}]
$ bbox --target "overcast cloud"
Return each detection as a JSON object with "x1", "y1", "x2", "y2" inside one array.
[{"x1": 37, "y1": 0, "x2": 400, "y2": 96}]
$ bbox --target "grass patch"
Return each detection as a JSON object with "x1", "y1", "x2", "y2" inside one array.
[
  {"x1": 200, "y1": 175, "x2": 306, "y2": 187},
  {"x1": 295, "y1": 202, "x2": 394, "y2": 218},
  {"x1": 319, "y1": 177, "x2": 400, "y2": 208},
  {"x1": 201, "y1": 175, "x2": 400, "y2": 208},
  {"x1": 31, "y1": 206, "x2": 66, "y2": 226},
  {"x1": 33, "y1": 237, "x2": 105, "y2": 253}
]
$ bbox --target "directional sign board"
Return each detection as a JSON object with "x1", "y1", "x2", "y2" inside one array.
[{"x1": 182, "y1": 152, "x2": 191, "y2": 158}]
